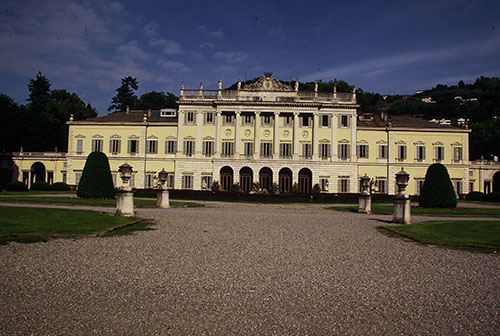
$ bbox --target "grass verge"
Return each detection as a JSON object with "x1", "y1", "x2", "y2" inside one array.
[
  {"x1": 380, "y1": 220, "x2": 500, "y2": 252},
  {"x1": 0, "y1": 206, "x2": 154, "y2": 245},
  {"x1": 326, "y1": 204, "x2": 500, "y2": 217},
  {"x1": 0, "y1": 196, "x2": 204, "y2": 208}
]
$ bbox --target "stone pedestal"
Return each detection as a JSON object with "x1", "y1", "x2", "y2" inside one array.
[
  {"x1": 358, "y1": 193, "x2": 372, "y2": 214},
  {"x1": 157, "y1": 188, "x2": 170, "y2": 208},
  {"x1": 393, "y1": 195, "x2": 411, "y2": 224},
  {"x1": 115, "y1": 189, "x2": 134, "y2": 216}
]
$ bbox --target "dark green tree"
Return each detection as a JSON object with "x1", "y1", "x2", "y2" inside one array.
[
  {"x1": 137, "y1": 91, "x2": 178, "y2": 109},
  {"x1": 108, "y1": 76, "x2": 139, "y2": 112},
  {"x1": 419, "y1": 163, "x2": 457, "y2": 208},
  {"x1": 77, "y1": 152, "x2": 115, "y2": 198},
  {"x1": 28, "y1": 71, "x2": 51, "y2": 101}
]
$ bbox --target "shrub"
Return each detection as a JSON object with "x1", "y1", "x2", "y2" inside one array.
[
  {"x1": 211, "y1": 181, "x2": 220, "y2": 192},
  {"x1": 465, "y1": 191, "x2": 485, "y2": 202},
  {"x1": 5, "y1": 180, "x2": 29, "y2": 192},
  {"x1": 51, "y1": 182, "x2": 71, "y2": 191},
  {"x1": 0, "y1": 167, "x2": 13, "y2": 190},
  {"x1": 312, "y1": 183, "x2": 321, "y2": 194},
  {"x1": 252, "y1": 182, "x2": 261, "y2": 192},
  {"x1": 291, "y1": 182, "x2": 300, "y2": 193},
  {"x1": 230, "y1": 183, "x2": 240, "y2": 192},
  {"x1": 484, "y1": 192, "x2": 500, "y2": 203},
  {"x1": 76, "y1": 152, "x2": 115, "y2": 198},
  {"x1": 419, "y1": 163, "x2": 457, "y2": 208},
  {"x1": 270, "y1": 182, "x2": 279, "y2": 194},
  {"x1": 30, "y1": 181, "x2": 52, "y2": 191}
]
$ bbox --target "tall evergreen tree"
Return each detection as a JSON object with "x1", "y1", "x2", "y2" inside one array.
[
  {"x1": 28, "y1": 71, "x2": 51, "y2": 101},
  {"x1": 108, "y1": 76, "x2": 139, "y2": 112}
]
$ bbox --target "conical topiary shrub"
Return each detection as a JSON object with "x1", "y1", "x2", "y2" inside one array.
[
  {"x1": 419, "y1": 163, "x2": 457, "y2": 208},
  {"x1": 77, "y1": 152, "x2": 115, "y2": 198}
]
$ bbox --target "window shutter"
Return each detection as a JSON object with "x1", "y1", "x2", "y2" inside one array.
[
  {"x1": 356, "y1": 145, "x2": 360, "y2": 157},
  {"x1": 346, "y1": 180, "x2": 350, "y2": 193},
  {"x1": 183, "y1": 141, "x2": 186, "y2": 154},
  {"x1": 346, "y1": 145, "x2": 350, "y2": 158},
  {"x1": 127, "y1": 140, "x2": 131, "y2": 153},
  {"x1": 338, "y1": 179, "x2": 341, "y2": 193},
  {"x1": 347, "y1": 116, "x2": 350, "y2": 128},
  {"x1": 422, "y1": 146, "x2": 426, "y2": 159}
]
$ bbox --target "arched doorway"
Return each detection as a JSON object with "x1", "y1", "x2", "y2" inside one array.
[
  {"x1": 279, "y1": 167, "x2": 292, "y2": 193},
  {"x1": 239, "y1": 167, "x2": 253, "y2": 194},
  {"x1": 220, "y1": 166, "x2": 234, "y2": 192},
  {"x1": 31, "y1": 162, "x2": 46, "y2": 186},
  {"x1": 493, "y1": 171, "x2": 500, "y2": 193},
  {"x1": 259, "y1": 167, "x2": 273, "y2": 192},
  {"x1": 299, "y1": 168, "x2": 312, "y2": 193}
]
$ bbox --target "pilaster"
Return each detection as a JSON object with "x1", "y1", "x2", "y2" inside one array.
[{"x1": 293, "y1": 112, "x2": 299, "y2": 159}]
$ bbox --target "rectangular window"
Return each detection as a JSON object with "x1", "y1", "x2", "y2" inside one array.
[
  {"x1": 320, "y1": 178, "x2": 329, "y2": 192},
  {"x1": 167, "y1": 174, "x2": 175, "y2": 189},
  {"x1": 261, "y1": 142, "x2": 272, "y2": 158},
  {"x1": 202, "y1": 141, "x2": 214, "y2": 156},
  {"x1": 469, "y1": 181, "x2": 474, "y2": 192},
  {"x1": 453, "y1": 147, "x2": 463, "y2": 161},
  {"x1": 319, "y1": 144, "x2": 331, "y2": 159},
  {"x1": 416, "y1": 146, "x2": 426, "y2": 160},
  {"x1": 75, "y1": 172, "x2": 82, "y2": 185},
  {"x1": 223, "y1": 114, "x2": 234, "y2": 125},
  {"x1": 435, "y1": 146, "x2": 444, "y2": 161},
  {"x1": 378, "y1": 145, "x2": 388, "y2": 159},
  {"x1": 204, "y1": 112, "x2": 214, "y2": 124},
  {"x1": 183, "y1": 140, "x2": 195, "y2": 156},
  {"x1": 321, "y1": 115, "x2": 331, "y2": 127},
  {"x1": 302, "y1": 143, "x2": 312, "y2": 158},
  {"x1": 109, "y1": 139, "x2": 121, "y2": 154},
  {"x1": 146, "y1": 140, "x2": 158, "y2": 154},
  {"x1": 357, "y1": 144, "x2": 369, "y2": 158},
  {"x1": 62, "y1": 173, "x2": 67, "y2": 184},
  {"x1": 338, "y1": 144, "x2": 350, "y2": 159},
  {"x1": 165, "y1": 140, "x2": 176, "y2": 154},
  {"x1": 242, "y1": 114, "x2": 254, "y2": 126},
  {"x1": 301, "y1": 115, "x2": 311, "y2": 127},
  {"x1": 243, "y1": 142, "x2": 253, "y2": 157},
  {"x1": 416, "y1": 180, "x2": 425, "y2": 195},
  {"x1": 91, "y1": 139, "x2": 103, "y2": 152},
  {"x1": 201, "y1": 175, "x2": 212, "y2": 190},
  {"x1": 145, "y1": 174, "x2": 155, "y2": 188},
  {"x1": 222, "y1": 141, "x2": 234, "y2": 157},
  {"x1": 76, "y1": 139, "x2": 83, "y2": 154},
  {"x1": 283, "y1": 115, "x2": 293, "y2": 127},
  {"x1": 128, "y1": 140, "x2": 139, "y2": 154},
  {"x1": 377, "y1": 179, "x2": 387, "y2": 194},
  {"x1": 454, "y1": 181, "x2": 463, "y2": 195},
  {"x1": 280, "y1": 143, "x2": 292, "y2": 158},
  {"x1": 340, "y1": 115, "x2": 350, "y2": 127},
  {"x1": 262, "y1": 114, "x2": 273, "y2": 126},
  {"x1": 182, "y1": 175, "x2": 193, "y2": 189},
  {"x1": 397, "y1": 145, "x2": 407, "y2": 160},
  {"x1": 112, "y1": 173, "x2": 117, "y2": 187},
  {"x1": 184, "y1": 112, "x2": 196, "y2": 124},
  {"x1": 338, "y1": 178, "x2": 350, "y2": 193}
]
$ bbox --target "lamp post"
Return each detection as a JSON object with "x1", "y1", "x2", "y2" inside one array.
[
  {"x1": 156, "y1": 168, "x2": 170, "y2": 208},
  {"x1": 393, "y1": 168, "x2": 411, "y2": 224},
  {"x1": 358, "y1": 173, "x2": 372, "y2": 214},
  {"x1": 115, "y1": 163, "x2": 135, "y2": 216}
]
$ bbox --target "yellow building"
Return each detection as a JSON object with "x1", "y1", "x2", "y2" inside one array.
[{"x1": 2, "y1": 73, "x2": 499, "y2": 195}]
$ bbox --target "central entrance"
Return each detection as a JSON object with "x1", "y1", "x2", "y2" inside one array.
[
  {"x1": 220, "y1": 166, "x2": 234, "y2": 191},
  {"x1": 259, "y1": 167, "x2": 273, "y2": 192},
  {"x1": 279, "y1": 167, "x2": 292, "y2": 193},
  {"x1": 299, "y1": 168, "x2": 312, "y2": 193},
  {"x1": 239, "y1": 167, "x2": 253, "y2": 193}
]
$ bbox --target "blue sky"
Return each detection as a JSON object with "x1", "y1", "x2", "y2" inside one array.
[{"x1": 1, "y1": 0, "x2": 499, "y2": 115}]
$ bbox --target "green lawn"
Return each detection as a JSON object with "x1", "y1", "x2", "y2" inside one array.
[
  {"x1": 327, "y1": 204, "x2": 500, "y2": 217},
  {"x1": 0, "y1": 206, "x2": 154, "y2": 245},
  {"x1": 0, "y1": 196, "x2": 204, "y2": 208},
  {"x1": 0, "y1": 190, "x2": 76, "y2": 195},
  {"x1": 381, "y1": 220, "x2": 500, "y2": 251}
]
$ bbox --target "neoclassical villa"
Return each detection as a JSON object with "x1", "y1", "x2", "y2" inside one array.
[{"x1": 2, "y1": 73, "x2": 499, "y2": 195}]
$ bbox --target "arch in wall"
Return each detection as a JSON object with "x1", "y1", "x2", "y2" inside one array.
[
  {"x1": 30, "y1": 162, "x2": 46, "y2": 186},
  {"x1": 493, "y1": 171, "x2": 500, "y2": 193},
  {"x1": 298, "y1": 168, "x2": 312, "y2": 193},
  {"x1": 239, "y1": 166, "x2": 253, "y2": 193},
  {"x1": 259, "y1": 167, "x2": 273, "y2": 192},
  {"x1": 220, "y1": 166, "x2": 234, "y2": 192},
  {"x1": 279, "y1": 167, "x2": 293, "y2": 193}
]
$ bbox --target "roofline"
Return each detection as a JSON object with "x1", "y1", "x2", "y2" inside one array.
[{"x1": 358, "y1": 126, "x2": 471, "y2": 133}]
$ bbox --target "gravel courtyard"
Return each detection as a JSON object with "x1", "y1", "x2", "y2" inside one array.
[{"x1": 1, "y1": 202, "x2": 499, "y2": 335}]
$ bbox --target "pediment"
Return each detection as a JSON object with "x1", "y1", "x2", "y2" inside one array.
[
  {"x1": 110, "y1": 134, "x2": 121, "y2": 139},
  {"x1": 242, "y1": 73, "x2": 292, "y2": 91},
  {"x1": 376, "y1": 140, "x2": 387, "y2": 144},
  {"x1": 75, "y1": 134, "x2": 86, "y2": 139},
  {"x1": 338, "y1": 138, "x2": 350, "y2": 144},
  {"x1": 92, "y1": 134, "x2": 103, "y2": 139}
]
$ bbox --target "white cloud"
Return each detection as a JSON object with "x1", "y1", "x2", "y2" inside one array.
[
  {"x1": 199, "y1": 42, "x2": 215, "y2": 49},
  {"x1": 116, "y1": 40, "x2": 152, "y2": 60},
  {"x1": 150, "y1": 39, "x2": 183, "y2": 55},
  {"x1": 198, "y1": 25, "x2": 225, "y2": 38},
  {"x1": 214, "y1": 51, "x2": 247, "y2": 63},
  {"x1": 158, "y1": 60, "x2": 192, "y2": 73}
]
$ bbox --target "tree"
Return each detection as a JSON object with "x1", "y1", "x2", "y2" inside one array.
[
  {"x1": 76, "y1": 152, "x2": 115, "y2": 198},
  {"x1": 108, "y1": 76, "x2": 139, "y2": 112},
  {"x1": 28, "y1": 71, "x2": 51, "y2": 102},
  {"x1": 137, "y1": 91, "x2": 178, "y2": 110},
  {"x1": 419, "y1": 163, "x2": 457, "y2": 208}
]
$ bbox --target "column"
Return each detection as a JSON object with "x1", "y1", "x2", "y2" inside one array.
[
  {"x1": 254, "y1": 112, "x2": 260, "y2": 159},
  {"x1": 273, "y1": 112, "x2": 280, "y2": 158},
  {"x1": 176, "y1": 111, "x2": 184, "y2": 157},
  {"x1": 312, "y1": 112, "x2": 319, "y2": 160},
  {"x1": 331, "y1": 114, "x2": 337, "y2": 161},
  {"x1": 350, "y1": 114, "x2": 357, "y2": 162},
  {"x1": 293, "y1": 112, "x2": 299, "y2": 159},
  {"x1": 215, "y1": 111, "x2": 221, "y2": 158},
  {"x1": 195, "y1": 112, "x2": 203, "y2": 158},
  {"x1": 235, "y1": 111, "x2": 241, "y2": 158}
]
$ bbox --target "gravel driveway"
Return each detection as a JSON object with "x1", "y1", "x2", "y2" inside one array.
[{"x1": 0, "y1": 202, "x2": 499, "y2": 335}]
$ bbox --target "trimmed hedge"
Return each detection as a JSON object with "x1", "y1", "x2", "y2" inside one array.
[
  {"x1": 465, "y1": 191, "x2": 485, "y2": 201},
  {"x1": 419, "y1": 163, "x2": 457, "y2": 208},
  {"x1": 30, "y1": 181, "x2": 52, "y2": 191},
  {"x1": 0, "y1": 167, "x2": 13, "y2": 190},
  {"x1": 76, "y1": 152, "x2": 115, "y2": 199},
  {"x1": 484, "y1": 192, "x2": 500, "y2": 203},
  {"x1": 5, "y1": 181, "x2": 29, "y2": 192},
  {"x1": 51, "y1": 182, "x2": 71, "y2": 191}
]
